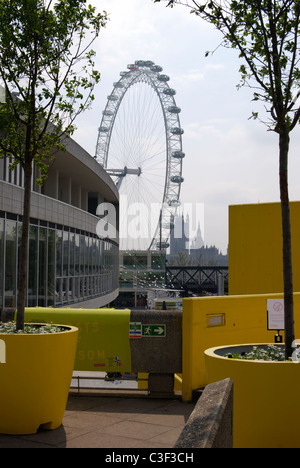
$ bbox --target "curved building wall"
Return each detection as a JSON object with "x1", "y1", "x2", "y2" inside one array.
[{"x1": 0, "y1": 137, "x2": 119, "y2": 309}]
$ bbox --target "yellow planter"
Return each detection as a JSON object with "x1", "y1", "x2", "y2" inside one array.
[
  {"x1": 0, "y1": 324, "x2": 78, "y2": 435},
  {"x1": 205, "y1": 344, "x2": 300, "y2": 448}
]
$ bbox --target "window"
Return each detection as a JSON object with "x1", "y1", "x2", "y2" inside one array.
[
  {"x1": 5, "y1": 220, "x2": 17, "y2": 307},
  {"x1": 63, "y1": 230, "x2": 69, "y2": 277},
  {"x1": 123, "y1": 253, "x2": 147, "y2": 270},
  {"x1": 56, "y1": 230, "x2": 62, "y2": 277},
  {"x1": 38, "y1": 227, "x2": 47, "y2": 306},
  {"x1": 48, "y1": 229, "x2": 55, "y2": 306},
  {"x1": 0, "y1": 219, "x2": 4, "y2": 307},
  {"x1": 0, "y1": 213, "x2": 119, "y2": 308},
  {"x1": 151, "y1": 253, "x2": 166, "y2": 270},
  {"x1": 28, "y1": 225, "x2": 38, "y2": 306}
]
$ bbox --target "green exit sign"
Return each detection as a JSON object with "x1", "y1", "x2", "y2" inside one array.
[
  {"x1": 129, "y1": 323, "x2": 166, "y2": 339},
  {"x1": 142, "y1": 324, "x2": 166, "y2": 337}
]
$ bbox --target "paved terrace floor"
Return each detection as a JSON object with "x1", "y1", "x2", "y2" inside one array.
[{"x1": 0, "y1": 393, "x2": 195, "y2": 448}]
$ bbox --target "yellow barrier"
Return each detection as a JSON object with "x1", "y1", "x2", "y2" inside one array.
[
  {"x1": 182, "y1": 292, "x2": 300, "y2": 401},
  {"x1": 205, "y1": 344, "x2": 300, "y2": 448},
  {"x1": 0, "y1": 325, "x2": 78, "y2": 434},
  {"x1": 23, "y1": 308, "x2": 132, "y2": 373}
]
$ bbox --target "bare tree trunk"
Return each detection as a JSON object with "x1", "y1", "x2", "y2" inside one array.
[
  {"x1": 279, "y1": 130, "x2": 295, "y2": 359},
  {"x1": 16, "y1": 161, "x2": 32, "y2": 331}
]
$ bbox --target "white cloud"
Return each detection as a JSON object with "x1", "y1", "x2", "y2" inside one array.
[
  {"x1": 173, "y1": 70, "x2": 205, "y2": 86},
  {"x1": 204, "y1": 63, "x2": 225, "y2": 71}
]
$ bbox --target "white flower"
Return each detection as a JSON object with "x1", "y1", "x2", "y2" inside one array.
[{"x1": 228, "y1": 345, "x2": 287, "y2": 361}]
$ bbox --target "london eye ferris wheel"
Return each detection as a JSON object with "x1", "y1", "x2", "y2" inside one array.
[{"x1": 95, "y1": 60, "x2": 185, "y2": 251}]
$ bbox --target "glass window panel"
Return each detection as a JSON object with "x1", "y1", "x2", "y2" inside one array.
[
  {"x1": 63, "y1": 230, "x2": 69, "y2": 277},
  {"x1": 75, "y1": 234, "x2": 80, "y2": 276},
  {"x1": 69, "y1": 277, "x2": 75, "y2": 302},
  {"x1": 17, "y1": 222, "x2": 22, "y2": 295},
  {"x1": 28, "y1": 225, "x2": 38, "y2": 306},
  {"x1": 80, "y1": 235, "x2": 85, "y2": 275},
  {"x1": 80, "y1": 277, "x2": 85, "y2": 299},
  {"x1": 123, "y1": 254, "x2": 134, "y2": 269},
  {"x1": 89, "y1": 276, "x2": 94, "y2": 296},
  {"x1": 99, "y1": 241, "x2": 104, "y2": 270},
  {"x1": 119, "y1": 271, "x2": 134, "y2": 289},
  {"x1": 123, "y1": 253, "x2": 147, "y2": 270},
  {"x1": 56, "y1": 230, "x2": 62, "y2": 277},
  {"x1": 38, "y1": 227, "x2": 47, "y2": 306},
  {"x1": 5, "y1": 220, "x2": 17, "y2": 307},
  {"x1": 63, "y1": 277, "x2": 69, "y2": 303},
  {"x1": 73, "y1": 276, "x2": 80, "y2": 302},
  {"x1": 56, "y1": 277, "x2": 63, "y2": 305},
  {"x1": 92, "y1": 238, "x2": 97, "y2": 274},
  {"x1": 48, "y1": 229, "x2": 55, "y2": 306},
  {"x1": 151, "y1": 253, "x2": 166, "y2": 270},
  {"x1": 70, "y1": 232, "x2": 75, "y2": 277},
  {"x1": 134, "y1": 254, "x2": 147, "y2": 269},
  {"x1": 85, "y1": 236, "x2": 89, "y2": 275},
  {"x1": 0, "y1": 219, "x2": 3, "y2": 307}
]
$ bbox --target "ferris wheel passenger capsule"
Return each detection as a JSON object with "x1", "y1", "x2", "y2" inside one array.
[
  {"x1": 157, "y1": 74, "x2": 170, "y2": 82},
  {"x1": 108, "y1": 94, "x2": 119, "y2": 101},
  {"x1": 127, "y1": 64, "x2": 137, "y2": 70},
  {"x1": 168, "y1": 200, "x2": 181, "y2": 207},
  {"x1": 156, "y1": 242, "x2": 170, "y2": 250},
  {"x1": 172, "y1": 151, "x2": 185, "y2": 159},
  {"x1": 114, "y1": 82, "x2": 125, "y2": 88},
  {"x1": 163, "y1": 88, "x2": 176, "y2": 96},
  {"x1": 170, "y1": 127, "x2": 184, "y2": 135},
  {"x1": 151, "y1": 65, "x2": 163, "y2": 72},
  {"x1": 102, "y1": 110, "x2": 114, "y2": 116},
  {"x1": 171, "y1": 176, "x2": 184, "y2": 184},
  {"x1": 168, "y1": 106, "x2": 181, "y2": 114}
]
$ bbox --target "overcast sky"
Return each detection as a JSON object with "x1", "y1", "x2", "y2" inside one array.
[{"x1": 72, "y1": 0, "x2": 300, "y2": 254}]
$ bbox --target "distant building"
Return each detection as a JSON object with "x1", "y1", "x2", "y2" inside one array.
[
  {"x1": 189, "y1": 245, "x2": 228, "y2": 266},
  {"x1": 168, "y1": 213, "x2": 228, "y2": 266},
  {"x1": 190, "y1": 223, "x2": 204, "y2": 250},
  {"x1": 169, "y1": 214, "x2": 190, "y2": 257}
]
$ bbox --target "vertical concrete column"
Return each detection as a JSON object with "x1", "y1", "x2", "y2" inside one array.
[
  {"x1": 81, "y1": 190, "x2": 88, "y2": 212},
  {"x1": 43, "y1": 168, "x2": 59, "y2": 199},
  {"x1": 59, "y1": 177, "x2": 71, "y2": 204},
  {"x1": 71, "y1": 182, "x2": 81, "y2": 209}
]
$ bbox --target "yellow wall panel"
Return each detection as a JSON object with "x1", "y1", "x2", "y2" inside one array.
[{"x1": 229, "y1": 202, "x2": 300, "y2": 295}]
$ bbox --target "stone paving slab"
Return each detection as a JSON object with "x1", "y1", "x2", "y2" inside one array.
[{"x1": 0, "y1": 395, "x2": 195, "y2": 449}]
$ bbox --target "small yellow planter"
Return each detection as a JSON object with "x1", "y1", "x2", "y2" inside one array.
[
  {"x1": 205, "y1": 344, "x2": 300, "y2": 448},
  {"x1": 0, "y1": 324, "x2": 78, "y2": 435}
]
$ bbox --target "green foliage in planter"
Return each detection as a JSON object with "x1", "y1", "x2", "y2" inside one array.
[
  {"x1": 227, "y1": 345, "x2": 288, "y2": 361},
  {"x1": 0, "y1": 321, "x2": 67, "y2": 334}
]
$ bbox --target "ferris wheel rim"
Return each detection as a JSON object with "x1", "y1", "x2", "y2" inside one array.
[{"x1": 95, "y1": 60, "x2": 185, "y2": 250}]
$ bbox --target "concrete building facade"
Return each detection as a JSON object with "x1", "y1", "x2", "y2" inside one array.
[{"x1": 0, "y1": 136, "x2": 119, "y2": 309}]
